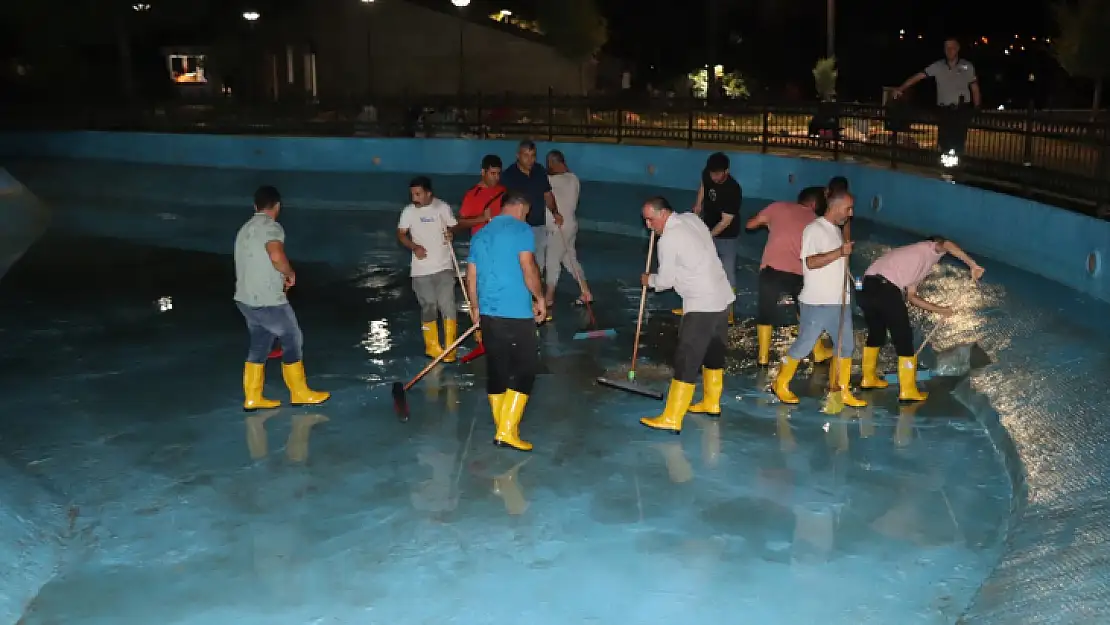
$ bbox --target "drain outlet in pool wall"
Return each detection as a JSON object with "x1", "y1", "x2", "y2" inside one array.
[
  {"x1": 372, "y1": 157, "x2": 381, "y2": 166},
  {"x1": 872, "y1": 195, "x2": 883, "y2": 212},
  {"x1": 1088, "y1": 251, "x2": 1102, "y2": 278},
  {"x1": 647, "y1": 164, "x2": 656, "y2": 176},
  {"x1": 788, "y1": 173, "x2": 795, "y2": 184}
]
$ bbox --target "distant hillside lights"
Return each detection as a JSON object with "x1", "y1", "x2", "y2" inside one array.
[{"x1": 488, "y1": 8, "x2": 543, "y2": 34}]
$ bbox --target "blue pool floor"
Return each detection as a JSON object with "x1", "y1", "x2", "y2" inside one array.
[{"x1": 0, "y1": 161, "x2": 1012, "y2": 624}]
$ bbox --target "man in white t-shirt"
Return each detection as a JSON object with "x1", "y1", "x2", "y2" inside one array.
[
  {"x1": 544, "y1": 150, "x2": 592, "y2": 307},
  {"x1": 772, "y1": 191, "x2": 865, "y2": 408},
  {"x1": 397, "y1": 176, "x2": 460, "y2": 362}
]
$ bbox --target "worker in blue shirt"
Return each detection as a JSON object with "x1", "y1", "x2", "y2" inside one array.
[{"x1": 465, "y1": 191, "x2": 547, "y2": 452}]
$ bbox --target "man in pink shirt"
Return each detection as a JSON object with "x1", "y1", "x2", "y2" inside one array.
[
  {"x1": 858, "y1": 236, "x2": 985, "y2": 401},
  {"x1": 745, "y1": 187, "x2": 833, "y2": 366}
]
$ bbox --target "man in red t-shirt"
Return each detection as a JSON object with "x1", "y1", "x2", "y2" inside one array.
[
  {"x1": 457, "y1": 154, "x2": 506, "y2": 235},
  {"x1": 745, "y1": 186, "x2": 833, "y2": 366}
]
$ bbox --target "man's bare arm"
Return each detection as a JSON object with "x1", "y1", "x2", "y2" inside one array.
[
  {"x1": 746, "y1": 213, "x2": 769, "y2": 230},
  {"x1": 907, "y1": 285, "x2": 952, "y2": 315},
  {"x1": 970, "y1": 81, "x2": 981, "y2": 107},
  {"x1": 941, "y1": 240, "x2": 985, "y2": 280},
  {"x1": 896, "y1": 72, "x2": 927, "y2": 94},
  {"x1": 466, "y1": 262, "x2": 480, "y2": 323},
  {"x1": 520, "y1": 251, "x2": 544, "y2": 302},
  {"x1": 806, "y1": 243, "x2": 851, "y2": 270},
  {"x1": 266, "y1": 240, "x2": 293, "y2": 276},
  {"x1": 692, "y1": 183, "x2": 705, "y2": 213},
  {"x1": 397, "y1": 228, "x2": 420, "y2": 251},
  {"x1": 710, "y1": 214, "x2": 734, "y2": 237}
]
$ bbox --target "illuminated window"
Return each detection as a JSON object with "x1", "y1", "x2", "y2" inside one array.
[{"x1": 167, "y1": 54, "x2": 207, "y2": 84}]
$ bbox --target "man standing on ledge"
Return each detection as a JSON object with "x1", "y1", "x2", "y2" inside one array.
[
  {"x1": 397, "y1": 176, "x2": 460, "y2": 362},
  {"x1": 466, "y1": 191, "x2": 547, "y2": 452},
  {"x1": 772, "y1": 191, "x2": 866, "y2": 408},
  {"x1": 857, "y1": 237, "x2": 984, "y2": 400},
  {"x1": 500, "y1": 140, "x2": 563, "y2": 272},
  {"x1": 234, "y1": 185, "x2": 329, "y2": 410},
  {"x1": 745, "y1": 186, "x2": 832, "y2": 366},
  {"x1": 640, "y1": 196, "x2": 735, "y2": 434},
  {"x1": 892, "y1": 37, "x2": 980, "y2": 162},
  {"x1": 678, "y1": 152, "x2": 742, "y2": 323}
]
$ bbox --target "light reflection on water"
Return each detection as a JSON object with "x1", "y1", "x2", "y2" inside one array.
[{"x1": 361, "y1": 319, "x2": 391, "y2": 355}]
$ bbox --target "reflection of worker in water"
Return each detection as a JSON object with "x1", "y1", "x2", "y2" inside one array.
[
  {"x1": 411, "y1": 368, "x2": 462, "y2": 513},
  {"x1": 466, "y1": 191, "x2": 546, "y2": 452},
  {"x1": 856, "y1": 237, "x2": 984, "y2": 401},
  {"x1": 234, "y1": 185, "x2": 329, "y2": 411},
  {"x1": 245, "y1": 412, "x2": 329, "y2": 464},
  {"x1": 639, "y1": 196, "x2": 735, "y2": 433},
  {"x1": 746, "y1": 186, "x2": 832, "y2": 366}
]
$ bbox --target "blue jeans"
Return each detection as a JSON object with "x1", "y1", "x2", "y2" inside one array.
[
  {"x1": 236, "y1": 302, "x2": 304, "y2": 364},
  {"x1": 714, "y1": 237, "x2": 738, "y2": 305},
  {"x1": 787, "y1": 303, "x2": 854, "y2": 360}
]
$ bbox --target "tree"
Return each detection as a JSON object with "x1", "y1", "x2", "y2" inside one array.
[
  {"x1": 812, "y1": 57, "x2": 837, "y2": 101},
  {"x1": 536, "y1": 0, "x2": 607, "y2": 94},
  {"x1": 1053, "y1": 0, "x2": 1110, "y2": 111}
]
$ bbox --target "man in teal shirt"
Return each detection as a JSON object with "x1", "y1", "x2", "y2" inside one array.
[
  {"x1": 233, "y1": 185, "x2": 329, "y2": 410},
  {"x1": 465, "y1": 191, "x2": 546, "y2": 452}
]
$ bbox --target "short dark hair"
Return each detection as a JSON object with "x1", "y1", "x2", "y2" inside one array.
[
  {"x1": 645, "y1": 196, "x2": 673, "y2": 213},
  {"x1": 547, "y1": 149, "x2": 566, "y2": 165},
  {"x1": 409, "y1": 176, "x2": 433, "y2": 193},
  {"x1": 501, "y1": 190, "x2": 530, "y2": 210},
  {"x1": 706, "y1": 152, "x2": 730, "y2": 173},
  {"x1": 481, "y1": 154, "x2": 502, "y2": 170},
  {"x1": 797, "y1": 186, "x2": 827, "y2": 213},
  {"x1": 517, "y1": 139, "x2": 536, "y2": 152},
  {"x1": 827, "y1": 176, "x2": 849, "y2": 194},
  {"x1": 254, "y1": 185, "x2": 281, "y2": 211}
]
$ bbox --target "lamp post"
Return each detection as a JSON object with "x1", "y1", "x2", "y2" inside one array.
[
  {"x1": 452, "y1": 0, "x2": 470, "y2": 96},
  {"x1": 826, "y1": 0, "x2": 835, "y2": 59}
]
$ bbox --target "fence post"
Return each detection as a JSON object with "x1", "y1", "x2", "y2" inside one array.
[
  {"x1": 1021, "y1": 100, "x2": 1035, "y2": 194},
  {"x1": 547, "y1": 87, "x2": 554, "y2": 142},
  {"x1": 687, "y1": 104, "x2": 695, "y2": 148},
  {"x1": 477, "y1": 92, "x2": 485, "y2": 139},
  {"x1": 761, "y1": 102, "x2": 769, "y2": 154},
  {"x1": 616, "y1": 98, "x2": 623, "y2": 144}
]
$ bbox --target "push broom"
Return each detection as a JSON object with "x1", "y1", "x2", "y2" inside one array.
[
  {"x1": 882, "y1": 322, "x2": 943, "y2": 384},
  {"x1": 596, "y1": 231, "x2": 665, "y2": 400},
  {"x1": 555, "y1": 228, "x2": 617, "y2": 341},
  {"x1": 393, "y1": 324, "x2": 480, "y2": 421}
]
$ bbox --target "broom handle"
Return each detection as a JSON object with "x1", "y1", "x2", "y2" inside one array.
[
  {"x1": 629, "y1": 231, "x2": 657, "y2": 372},
  {"x1": 404, "y1": 324, "x2": 480, "y2": 391},
  {"x1": 830, "y1": 222, "x2": 851, "y2": 392},
  {"x1": 443, "y1": 223, "x2": 482, "y2": 336},
  {"x1": 915, "y1": 322, "x2": 943, "y2": 359}
]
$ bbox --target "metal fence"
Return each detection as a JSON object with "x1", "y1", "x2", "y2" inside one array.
[{"x1": 3, "y1": 94, "x2": 1108, "y2": 216}]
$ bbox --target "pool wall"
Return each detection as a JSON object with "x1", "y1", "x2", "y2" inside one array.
[
  {"x1": 1, "y1": 131, "x2": 1109, "y2": 623},
  {"x1": 0, "y1": 168, "x2": 62, "y2": 623}
]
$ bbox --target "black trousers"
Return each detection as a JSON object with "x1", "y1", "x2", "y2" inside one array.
[
  {"x1": 482, "y1": 315, "x2": 538, "y2": 395},
  {"x1": 674, "y1": 310, "x2": 729, "y2": 383},
  {"x1": 757, "y1": 267, "x2": 804, "y2": 326},
  {"x1": 937, "y1": 104, "x2": 971, "y2": 154},
  {"x1": 858, "y1": 275, "x2": 914, "y2": 357}
]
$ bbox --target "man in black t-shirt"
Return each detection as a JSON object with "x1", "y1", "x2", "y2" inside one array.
[{"x1": 675, "y1": 152, "x2": 742, "y2": 322}]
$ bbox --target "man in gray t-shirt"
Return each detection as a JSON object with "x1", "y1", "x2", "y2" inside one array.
[
  {"x1": 893, "y1": 38, "x2": 981, "y2": 158},
  {"x1": 233, "y1": 185, "x2": 329, "y2": 411}
]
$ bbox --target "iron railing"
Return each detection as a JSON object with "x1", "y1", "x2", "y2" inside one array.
[{"x1": 2, "y1": 94, "x2": 1108, "y2": 217}]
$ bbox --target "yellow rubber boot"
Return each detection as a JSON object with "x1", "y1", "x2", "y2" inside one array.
[
  {"x1": 728, "y1": 306, "x2": 735, "y2": 326},
  {"x1": 281, "y1": 361, "x2": 331, "y2": 405},
  {"x1": 494, "y1": 389, "x2": 533, "y2": 451},
  {"x1": 442, "y1": 318, "x2": 458, "y2": 363},
  {"x1": 422, "y1": 322, "x2": 443, "y2": 359},
  {"x1": 688, "y1": 368, "x2": 724, "y2": 416},
  {"x1": 672, "y1": 308, "x2": 684, "y2": 316},
  {"x1": 836, "y1": 358, "x2": 867, "y2": 408},
  {"x1": 897, "y1": 356, "x2": 928, "y2": 402},
  {"x1": 488, "y1": 393, "x2": 505, "y2": 428},
  {"x1": 860, "y1": 346, "x2": 889, "y2": 389},
  {"x1": 757, "y1": 324, "x2": 773, "y2": 366},
  {"x1": 640, "y1": 379, "x2": 696, "y2": 434},
  {"x1": 773, "y1": 356, "x2": 801, "y2": 404},
  {"x1": 812, "y1": 336, "x2": 833, "y2": 363},
  {"x1": 242, "y1": 362, "x2": 280, "y2": 411}
]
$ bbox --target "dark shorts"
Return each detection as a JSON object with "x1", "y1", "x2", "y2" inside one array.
[{"x1": 481, "y1": 315, "x2": 539, "y2": 395}]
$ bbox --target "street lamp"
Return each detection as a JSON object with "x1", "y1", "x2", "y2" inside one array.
[
  {"x1": 243, "y1": 11, "x2": 260, "y2": 21},
  {"x1": 133, "y1": 3, "x2": 151, "y2": 11},
  {"x1": 452, "y1": 0, "x2": 470, "y2": 95}
]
